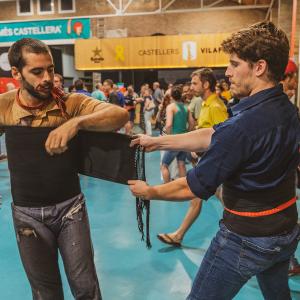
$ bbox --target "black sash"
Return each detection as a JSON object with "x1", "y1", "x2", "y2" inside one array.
[
  {"x1": 222, "y1": 175, "x2": 297, "y2": 236},
  {"x1": 4, "y1": 126, "x2": 151, "y2": 248}
]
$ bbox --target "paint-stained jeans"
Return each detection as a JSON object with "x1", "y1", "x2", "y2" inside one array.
[
  {"x1": 12, "y1": 194, "x2": 101, "y2": 300},
  {"x1": 187, "y1": 222, "x2": 300, "y2": 300}
]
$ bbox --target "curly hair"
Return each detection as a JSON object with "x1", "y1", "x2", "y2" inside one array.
[{"x1": 221, "y1": 21, "x2": 289, "y2": 82}]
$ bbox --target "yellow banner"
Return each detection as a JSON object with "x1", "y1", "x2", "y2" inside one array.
[{"x1": 75, "y1": 33, "x2": 231, "y2": 70}]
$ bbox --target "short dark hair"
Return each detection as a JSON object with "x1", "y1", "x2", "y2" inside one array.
[
  {"x1": 219, "y1": 79, "x2": 228, "y2": 91},
  {"x1": 8, "y1": 38, "x2": 51, "y2": 71},
  {"x1": 221, "y1": 21, "x2": 289, "y2": 82},
  {"x1": 282, "y1": 72, "x2": 297, "y2": 81},
  {"x1": 191, "y1": 68, "x2": 216, "y2": 92},
  {"x1": 68, "y1": 84, "x2": 75, "y2": 93},
  {"x1": 74, "y1": 79, "x2": 84, "y2": 90},
  {"x1": 171, "y1": 85, "x2": 183, "y2": 102}
]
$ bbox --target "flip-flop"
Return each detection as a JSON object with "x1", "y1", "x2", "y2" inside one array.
[{"x1": 157, "y1": 233, "x2": 181, "y2": 247}]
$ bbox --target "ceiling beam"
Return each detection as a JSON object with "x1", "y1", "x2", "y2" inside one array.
[
  {"x1": 0, "y1": 2, "x2": 271, "y2": 21},
  {"x1": 265, "y1": 0, "x2": 275, "y2": 20},
  {"x1": 122, "y1": 0, "x2": 133, "y2": 13},
  {"x1": 207, "y1": 0, "x2": 225, "y2": 8},
  {"x1": 162, "y1": 0, "x2": 177, "y2": 11},
  {"x1": 106, "y1": 0, "x2": 118, "y2": 13}
]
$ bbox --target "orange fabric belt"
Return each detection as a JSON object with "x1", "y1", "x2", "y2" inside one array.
[{"x1": 224, "y1": 197, "x2": 297, "y2": 218}]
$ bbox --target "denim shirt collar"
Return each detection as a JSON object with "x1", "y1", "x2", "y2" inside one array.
[{"x1": 231, "y1": 84, "x2": 284, "y2": 117}]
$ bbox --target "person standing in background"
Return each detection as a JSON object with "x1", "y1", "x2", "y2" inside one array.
[
  {"x1": 103, "y1": 79, "x2": 119, "y2": 106},
  {"x1": 91, "y1": 83, "x2": 107, "y2": 102},
  {"x1": 153, "y1": 82, "x2": 164, "y2": 129},
  {"x1": 160, "y1": 85, "x2": 194, "y2": 183},
  {"x1": 282, "y1": 59, "x2": 298, "y2": 105},
  {"x1": 124, "y1": 86, "x2": 136, "y2": 135},
  {"x1": 54, "y1": 73, "x2": 64, "y2": 90},
  {"x1": 74, "y1": 79, "x2": 91, "y2": 96},
  {"x1": 157, "y1": 69, "x2": 228, "y2": 246},
  {"x1": 143, "y1": 88, "x2": 155, "y2": 136}
]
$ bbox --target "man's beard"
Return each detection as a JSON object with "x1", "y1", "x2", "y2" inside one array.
[
  {"x1": 21, "y1": 75, "x2": 53, "y2": 101},
  {"x1": 194, "y1": 91, "x2": 202, "y2": 97},
  {"x1": 230, "y1": 83, "x2": 251, "y2": 99}
]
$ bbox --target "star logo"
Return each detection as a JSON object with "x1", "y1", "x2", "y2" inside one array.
[{"x1": 90, "y1": 47, "x2": 104, "y2": 63}]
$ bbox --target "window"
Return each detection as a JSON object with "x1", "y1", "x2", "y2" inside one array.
[
  {"x1": 17, "y1": 0, "x2": 33, "y2": 16},
  {"x1": 58, "y1": 0, "x2": 76, "y2": 13},
  {"x1": 38, "y1": 0, "x2": 54, "y2": 15}
]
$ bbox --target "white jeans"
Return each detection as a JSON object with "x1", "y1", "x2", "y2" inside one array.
[{"x1": 144, "y1": 110, "x2": 154, "y2": 136}]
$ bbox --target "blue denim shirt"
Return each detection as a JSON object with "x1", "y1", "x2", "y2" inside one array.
[
  {"x1": 76, "y1": 90, "x2": 92, "y2": 97},
  {"x1": 187, "y1": 85, "x2": 300, "y2": 200}
]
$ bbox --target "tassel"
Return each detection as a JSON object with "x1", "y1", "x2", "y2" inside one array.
[
  {"x1": 51, "y1": 87, "x2": 70, "y2": 120},
  {"x1": 135, "y1": 145, "x2": 152, "y2": 249}
]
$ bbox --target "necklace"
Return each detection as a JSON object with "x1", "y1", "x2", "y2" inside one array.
[{"x1": 16, "y1": 89, "x2": 49, "y2": 111}]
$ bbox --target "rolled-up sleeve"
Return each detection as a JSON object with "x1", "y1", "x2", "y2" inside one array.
[
  {"x1": 66, "y1": 94, "x2": 106, "y2": 117},
  {"x1": 186, "y1": 121, "x2": 251, "y2": 200}
]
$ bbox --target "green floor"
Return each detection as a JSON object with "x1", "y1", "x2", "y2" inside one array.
[{"x1": 1, "y1": 149, "x2": 300, "y2": 299}]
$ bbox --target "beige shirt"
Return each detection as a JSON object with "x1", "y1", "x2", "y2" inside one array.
[
  {"x1": 188, "y1": 96, "x2": 202, "y2": 121},
  {"x1": 0, "y1": 89, "x2": 104, "y2": 127}
]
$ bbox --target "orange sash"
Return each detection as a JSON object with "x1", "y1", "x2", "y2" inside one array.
[{"x1": 224, "y1": 197, "x2": 297, "y2": 217}]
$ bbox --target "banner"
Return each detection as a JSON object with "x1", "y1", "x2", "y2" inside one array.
[
  {"x1": 75, "y1": 33, "x2": 231, "y2": 70},
  {"x1": 0, "y1": 18, "x2": 90, "y2": 43}
]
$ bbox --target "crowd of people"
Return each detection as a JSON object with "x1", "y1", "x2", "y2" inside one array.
[
  {"x1": 0, "y1": 20, "x2": 300, "y2": 300},
  {"x1": 55, "y1": 75, "x2": 235, "y2": 137}
]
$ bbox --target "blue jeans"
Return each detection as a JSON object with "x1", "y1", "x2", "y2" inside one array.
[
  {"x1": 162, "y1": 150, "x2": 187, "y2": 166},
  {"x1": 187, "y1": 222, "x2": 300, "y2": 300},
  {"x1": 12, "y1": 194, "x2": 101, "y2": 300}
]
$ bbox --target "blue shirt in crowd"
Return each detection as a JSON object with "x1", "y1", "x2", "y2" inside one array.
[{"x1": 76, "y1": 89, "x2": 91, "y2": 97}]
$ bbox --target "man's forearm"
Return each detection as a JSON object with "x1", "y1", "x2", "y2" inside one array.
[
  {"x1": 77, "y1": 104, "x2": 129, "y2": 132},
  {"x1": 155, "y1": 128, "x2": 214, "y2": 152},
  {"x1": 148, "y1": 177, "x2": 196, "y2": 201}
]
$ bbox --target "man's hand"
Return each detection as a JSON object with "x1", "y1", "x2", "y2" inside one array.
[
  {"x1": 45, "y1": 118, "x2": 80, "y2": 155},
  {"x1": 128, "y1": 180, "x2": 151, "y2": 200},
  {"x1": 130, "y1": 134, "x2": 159, "y2": 152}
]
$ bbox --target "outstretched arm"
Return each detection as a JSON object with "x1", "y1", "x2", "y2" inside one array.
[
  {"x1": 130, "y1": 127, "x2": 214, "y2": 153},
  {"x1": 128, "y1": 177, "x2": 196, "y2": 201}
]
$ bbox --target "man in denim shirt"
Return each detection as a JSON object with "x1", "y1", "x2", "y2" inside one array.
[{"x1": 129, "y1": 21, "x2": 300, "y2": 300}]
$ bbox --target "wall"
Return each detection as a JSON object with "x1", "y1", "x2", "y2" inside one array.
[
  {"x1": 93, "y1": 10, "x2": 266, "y2": 37},
  {"x1": 276, "y1": 0, "x2": 294, "y2": 55},
  {"x1": 0, "y1": 0, "x2": 268, "y2": 37}
]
